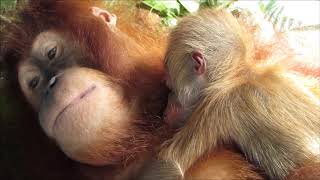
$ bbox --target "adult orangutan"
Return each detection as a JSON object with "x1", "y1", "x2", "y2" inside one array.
[{"x1": 0, "y1": 0, "x2": 263, "y2": 179}]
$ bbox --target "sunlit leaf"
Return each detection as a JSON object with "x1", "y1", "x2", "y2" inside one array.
[{"x1": 142, "y1": 0, "x2": 180, "y2": 12}]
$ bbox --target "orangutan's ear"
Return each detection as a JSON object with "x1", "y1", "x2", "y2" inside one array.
[
  {"x1": 91, "y1": 7, "x2": 117, "y2": 27},
  {"x1": 191, "y1": 50, "x2": 206, "y2": 75}
]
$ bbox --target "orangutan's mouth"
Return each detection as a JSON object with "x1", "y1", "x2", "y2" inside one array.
[{"x1": 53, "y1": 85, "x2": 97, "y2": 129}]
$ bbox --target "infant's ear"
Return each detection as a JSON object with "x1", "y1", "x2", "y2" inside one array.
[{"x1": 191, "y1": 50, "x2": 206, "y2": 75}]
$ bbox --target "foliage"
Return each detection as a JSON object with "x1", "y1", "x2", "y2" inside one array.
[
  {"x1": 141, "y1": 0, "x2": 236, "y2": 26},
  {"x1": 0, "y1": 0, "x2": 17, "y2": 13},
  {"x1": 141, "y1": 0, "x2": 187, "y2": 26},
  {"x1": 199, "y1": 0, "x2": 235, "y2": 9},
  {"x1": 259, "y1": 0, "x2": 302, "y2": 31},
  {"x1": 0, "y1": 0, "x2": 309, "y2": 30},
  {"x1": 140, "y1": 0, "x2": 307, "y2": 31}
]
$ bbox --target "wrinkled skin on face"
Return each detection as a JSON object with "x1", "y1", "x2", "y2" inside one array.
[{"x1": 1, "y1": 1, "x2": 169, "y2": 179}]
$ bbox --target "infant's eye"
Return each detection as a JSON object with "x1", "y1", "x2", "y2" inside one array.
[
  {"x1": 47, "y1": 46, "x2": 57, "y2": 60},
  {"x1": 28, "y1": 76, "x2": 40, "y2": 89}
]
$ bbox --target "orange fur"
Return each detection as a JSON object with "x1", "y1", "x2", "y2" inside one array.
[
  {"x1": 2, "y1": 1, "x2": 319, "y2": 180},
  {"x1": 161, "y1": 9, "x2": 320, "y2": 180},
  {"x1": 186, "y1": 148, "x2": 263, "y2": 180},
  {"x1": 287, "y1": 162, "x2": 320, "y2": 180}
]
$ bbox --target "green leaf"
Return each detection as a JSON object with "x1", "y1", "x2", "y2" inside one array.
[
  {"x1": 142, "y1": 0, "x2": 180, "y2": 12},
  {"x1": 272, "y1": 6, "x2": 284, "y2": 26},
  {"x1": 199, "y1": 0, "x2": 235, "y2": 8},
  {"x1": 178, "y1": 0, "x2": 200, "y2": 13},
  {"x1": 142, "y1": 0, "x2": 168, "y2": 12},
  {"x1": 258, "y1": 1, "x2": 265, "y2": 11},
  {"x1": 279, "y1": 16, "x2": 288, "y2": 31},
  {"x1": 0, "y1": 0, "x2": 17, "y2": 11},
  {"x1": 142, "y1": 0, "x2": 181, "y2": 17},
  {"x1": 265, "y1": 0, "x2": 277, "y2": 12},
  {"x1": 258, "y1": 0, "x2": 302, "y2": 32}
]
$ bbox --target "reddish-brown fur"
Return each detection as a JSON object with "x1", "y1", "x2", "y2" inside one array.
[
  {"x1": 185, "y1": 148, "x2": 263, "y2": 180},
  {"x1": 1, "y1": 1, "x2": 169, "y2": 179},
  {"x1": 287, "y1": 162, "x2": 320, "y2": 180},
  {"x1": 1, "y1": 1, "x2": 319, "y2": 180}
]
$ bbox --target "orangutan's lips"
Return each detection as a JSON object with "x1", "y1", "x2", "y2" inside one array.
[{"x1": 53, "y1": 85, "x2": 97, "y2": 129}]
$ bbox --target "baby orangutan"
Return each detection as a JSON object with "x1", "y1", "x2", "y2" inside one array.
[{"x1": 139, "y1": 10, "x2": 320, "y2": 180}]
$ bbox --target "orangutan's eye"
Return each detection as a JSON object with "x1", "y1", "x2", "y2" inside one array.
[
  {"x1": 28, "y1": 76, "x2": 40, "y2": 89},
  {"x1": 47, "y1": 46, "x2": 57, "y2": 60}
]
